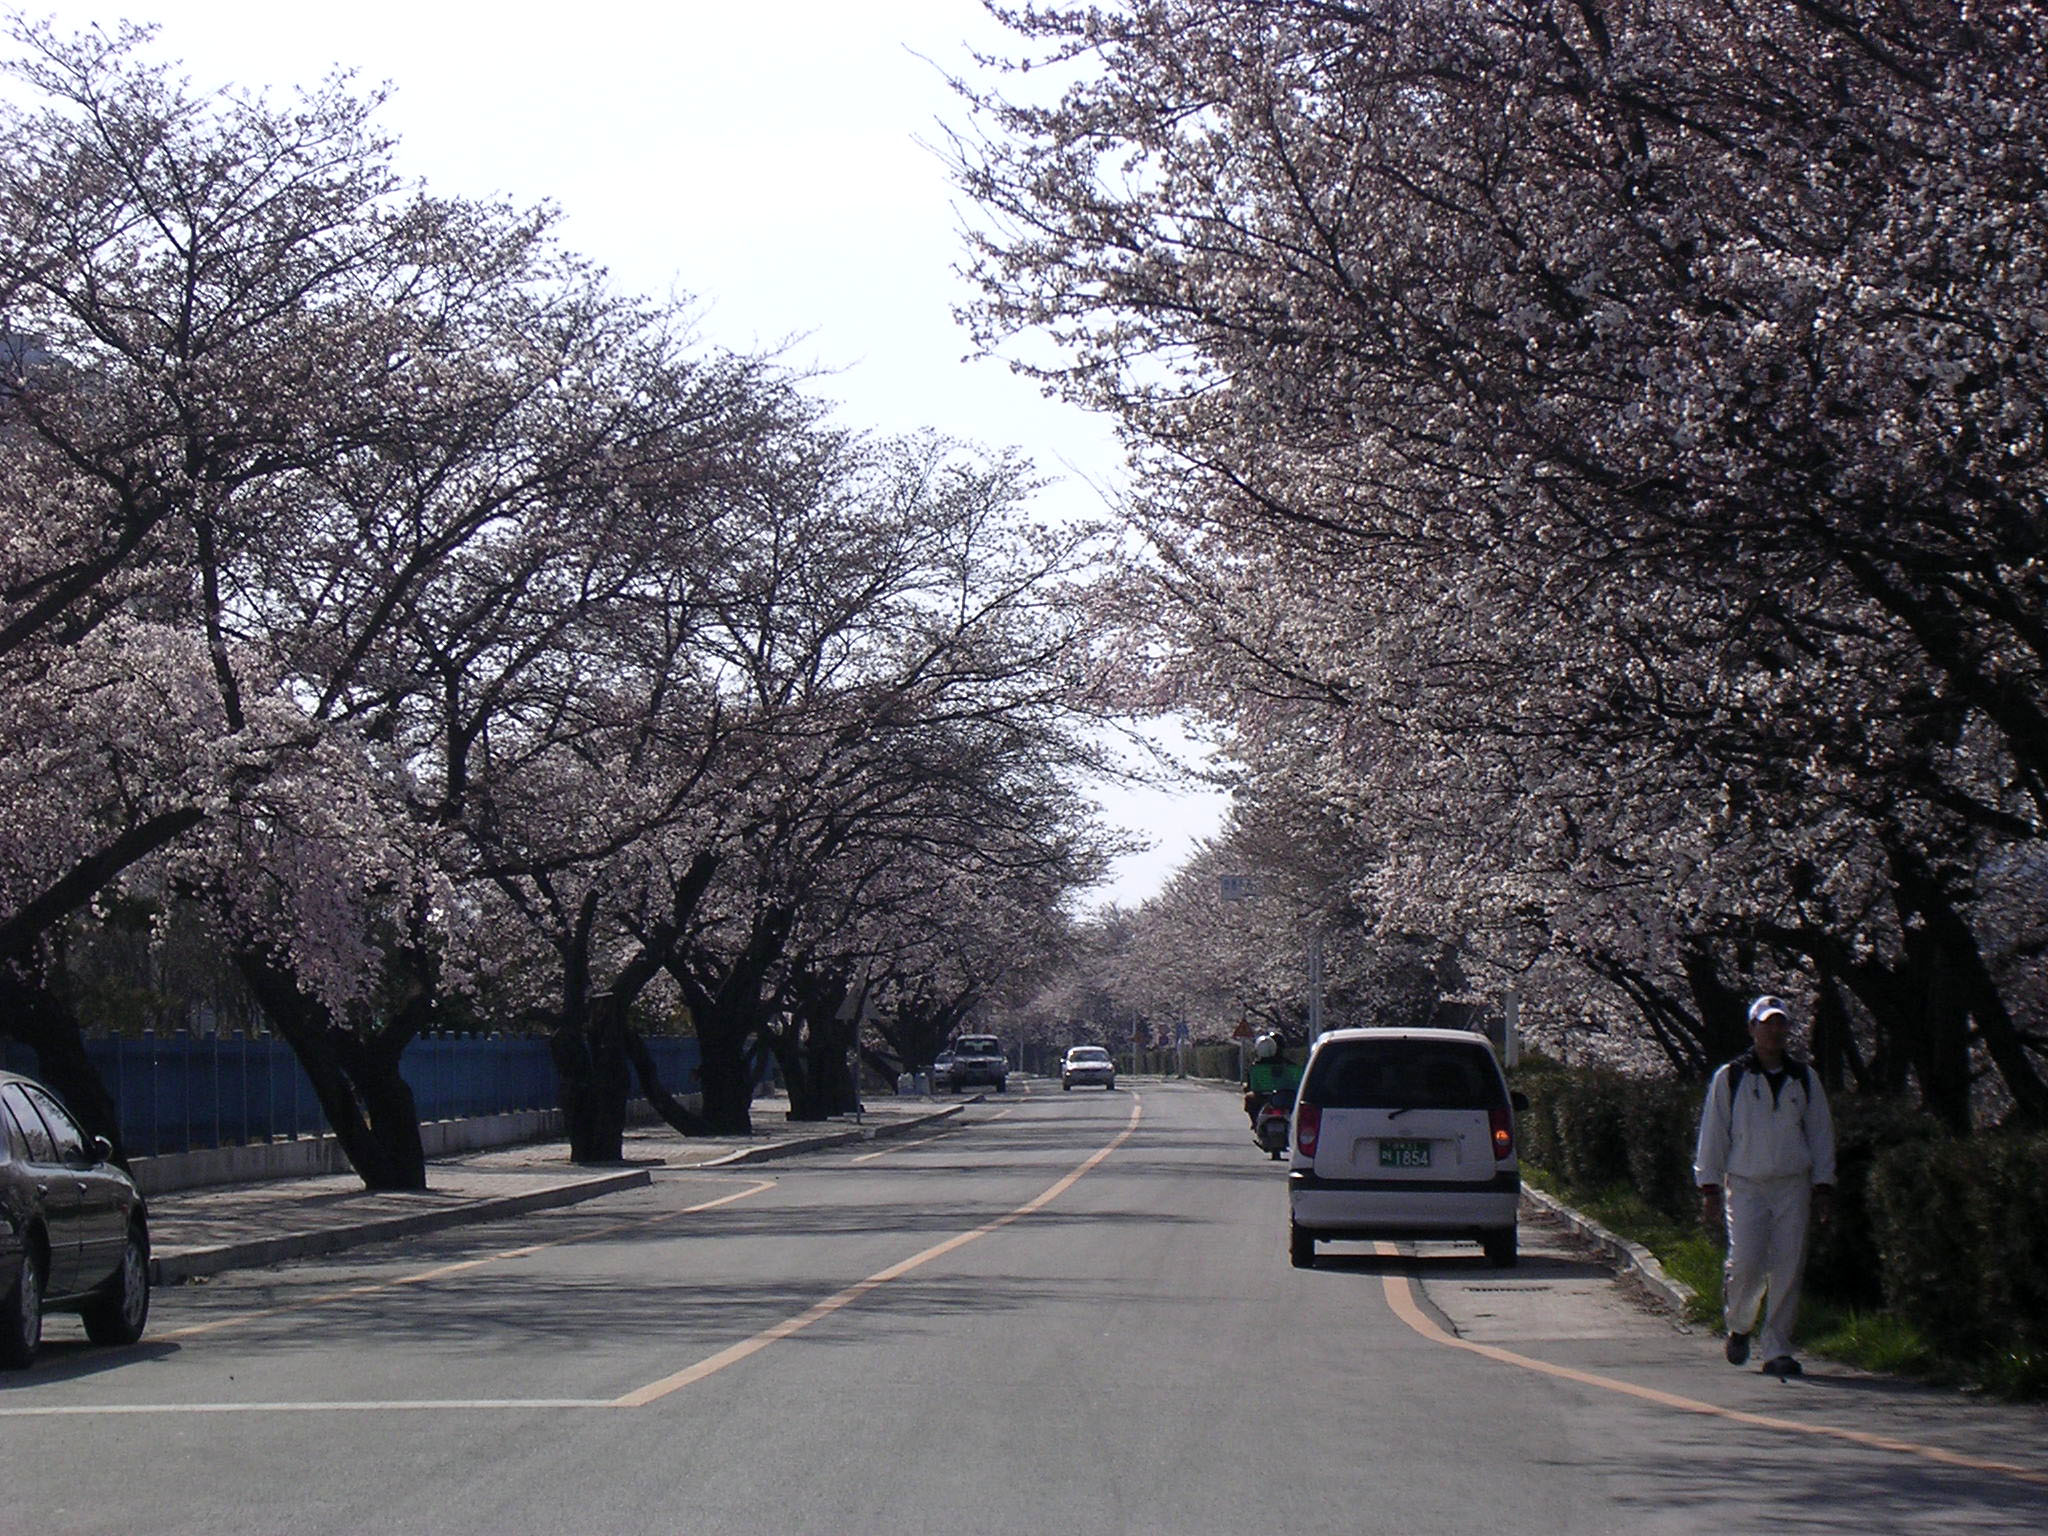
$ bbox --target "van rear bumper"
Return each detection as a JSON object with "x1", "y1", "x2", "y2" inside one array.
[
  {"x1": 1289, "y1": 1170, "x2": 1520, "y2": 1194},
  {"x1": 1289, "y1": 1173, "x2": 1519, "y2": 1236}
]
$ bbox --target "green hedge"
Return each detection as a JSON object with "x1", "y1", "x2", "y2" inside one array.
[
  {"x1": 1619, "y1": 1075, "x2": 1702, "y2": 1221},
  {"x1": 1869, "y1": 1132, "x2": 2048, "y2": 1370},
  {"x1": 1806, "y1": 1095, "x2": 1946, "y2": 1309}
]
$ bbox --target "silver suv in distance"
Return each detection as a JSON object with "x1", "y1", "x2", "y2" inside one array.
[
  {"x1": 944, "y1": 1035, "x2": 1009, "y2": 1093},
  {"x1": 1287, "y1": 1027, "x2": 1523, "y2": 1269}
]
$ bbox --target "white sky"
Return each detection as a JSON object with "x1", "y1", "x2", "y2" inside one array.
[{"x1": 19, "y1": 2, "x2": 1229, "y2": 906}]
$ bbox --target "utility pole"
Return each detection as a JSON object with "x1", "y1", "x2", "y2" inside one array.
[{"x1": 1307, "y1": 927, "x2": 1325, "y2": 1037}]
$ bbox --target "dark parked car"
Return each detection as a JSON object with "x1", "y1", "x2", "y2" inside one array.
[{"x1": 1, "y1": 1069, "x2": 151, "y2": 1368}]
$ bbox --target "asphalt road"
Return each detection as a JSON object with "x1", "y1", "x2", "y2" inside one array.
[{"x1": 3, "y1": 1081, "x2": 2043, "y2": 1534}]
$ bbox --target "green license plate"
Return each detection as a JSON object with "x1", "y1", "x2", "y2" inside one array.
[{"x1": 1379, "y1": 1139, "x2": 1431, "y2": 1169}]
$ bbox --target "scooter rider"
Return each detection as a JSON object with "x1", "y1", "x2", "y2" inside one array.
[
  {"x1": 1694, "y1": 995, "x2": 1837, "y2": 1380},
  {"x1": 1244, "y1": 1034, "x2": 1299, "y2": 1121}
]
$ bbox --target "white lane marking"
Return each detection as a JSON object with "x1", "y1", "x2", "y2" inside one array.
[
  {"x1": 3, "y1": 1399, "x2": 615, "y2": 1416},
  {"x1": 851, "y1": 1132, "x2": 951, "y2": 1164}
]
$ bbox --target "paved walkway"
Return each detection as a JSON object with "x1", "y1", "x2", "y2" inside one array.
[{"x1": 145, "y1": 1093, "x2": 973, "y2": 1284}]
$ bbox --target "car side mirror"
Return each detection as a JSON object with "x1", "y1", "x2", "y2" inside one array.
[
  {"x1": 1510, "y1": 1091, "x2": 1529, "y2": 1113},
  {"x1": 91, "y1": 1133, "x2": 115, "y2": 1164}
]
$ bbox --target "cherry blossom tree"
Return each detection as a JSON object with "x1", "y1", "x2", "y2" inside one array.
[
  {"x1": 3, "y1": 20, "x2": 1129, "y2": 1178},
  {"x1": 0, "y1": 19, "x2": 577, "y2": 1163},
  {"x1": 649, "y1": 433, "x2": 1117, "y2": 1136},
  {"x1": 955, "y1": 0, "x2": 2048, "y2": 1121}
]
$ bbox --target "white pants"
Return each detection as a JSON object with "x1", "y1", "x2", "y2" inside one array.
[{"x1": 1723, "y1": 1174, "x2": 1812, "y2": 1362}]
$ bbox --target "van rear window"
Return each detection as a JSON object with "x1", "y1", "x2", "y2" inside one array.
[{"x1": 1304, "y1": 1041, "x2": 1503, "y2": 1111}]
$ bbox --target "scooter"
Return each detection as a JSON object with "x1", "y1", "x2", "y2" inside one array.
[{"x1": 1248, "y1": 1091, "x2": 1291, "y2": 1159}]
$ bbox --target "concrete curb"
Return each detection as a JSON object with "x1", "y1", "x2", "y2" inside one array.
[
  {"x1": 149, "y1": 1169, "x2": 651, "y2": 1284},
  {"x1": 869, "y1": 1101, "x2": 972, "y2": 1136},
  {"x1": 695, "y1": 1100, "x2": 971, "y2": 1166},
  {"x1": 1523, "y1": 1186, "x2": 1700, "y2": 1319}
]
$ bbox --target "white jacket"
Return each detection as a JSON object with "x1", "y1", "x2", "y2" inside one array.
[{"x1": 1693, "y1": 1054, "x2": 1836, "y2": 1187}]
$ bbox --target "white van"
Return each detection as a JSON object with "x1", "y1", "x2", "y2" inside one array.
[{"x1": 1287, "y1": 1027, "x2": 1525, "y2": 1268}]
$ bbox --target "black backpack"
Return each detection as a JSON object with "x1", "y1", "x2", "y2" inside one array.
[{"x1": 1724, "y1": 1052, "x2": 1813, "y2": 1113}]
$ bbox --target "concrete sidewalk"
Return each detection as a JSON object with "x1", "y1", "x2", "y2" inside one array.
[{"x1": 144, "y1": 1093, "x2": 974, "y2": 1284}]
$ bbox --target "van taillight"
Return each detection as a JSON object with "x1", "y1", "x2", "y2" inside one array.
[
  {"x1": 1295, "y1": 1103, "x2": 1321, "y2": 1158},
  {"x1": 1489, "y1": 1106, "x2": 1514, "y2": 1161}
]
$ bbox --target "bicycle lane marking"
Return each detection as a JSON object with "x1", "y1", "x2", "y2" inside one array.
[
  {"x1": 0, "y1": 1177, "x2": 782, "y2": 1419},
  {"x1": 2, "y1": 1104, "x2": 1138, "y2": 1418},
  {"x1": 1373, "y1": 1243, "x2": 2048, "y2": 1491},
  {"x1": 850, "y1": 1104, "x2": 1016, "y2": 1163},
  {"x1": 143, "y1": 1177, "x2": 780, "y2": 1344},
  {"x1": 611, "y1": 1093, "x2": 1142, "y2": 1407},
  {"x1": 850, "y1": 1129, "x2": 959, "y2": 1163}
]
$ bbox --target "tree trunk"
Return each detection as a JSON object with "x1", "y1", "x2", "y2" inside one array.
[
  {"x1": 1889, "y1": 846, "x2": 2048, "y2": 1129},
  {"x1": 1875, "y1": 849, "x2": 1976, "y2": 1133},
  {"x1": 798, "y1": 1011, "x2": 859, "y2": 1119},
  {"x1": 233, "y1": 946, "x2": 426, "y2": 1190},
  {"x1": 552, "y1": 989, "x2": 630, "y2": 1163},
  {"x1": 763, "y1": 1022, "x2": 819, "y2": 1120},
  {"x1": 1811, "y1": 962, "x2": 1859, "y2": 1094},
  {"x1": 693, "y1": 1011, "x2": 756, "y2": 1135},
  {"x1": 623, "y1": 1025, "x2": 713, "y2": 1136},
  {"x1": 0, "y1": 964, "x2": 129, "y2": 1166},
  {"x1": 1678, "y1": 942, "x2": 1748, "y2": 1072},
  {"x1": 665, "y1": 905, "x2": 793, "y2": 1134}
]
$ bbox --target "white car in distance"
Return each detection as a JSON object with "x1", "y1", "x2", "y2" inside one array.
[{"x1": 1061, "y1": 1046, "x2": 1117, "y2": 1091}]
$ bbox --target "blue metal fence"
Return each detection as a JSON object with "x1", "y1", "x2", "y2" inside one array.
[{"x1": 1, "y1": 1033, "x2": 700, "y2": 1156}]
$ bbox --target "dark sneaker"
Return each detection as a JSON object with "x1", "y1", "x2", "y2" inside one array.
[
  {"x1": 1724, "y1": 1331, "x2": 1750, "y2": 1366},
  {"x1": 1763, "y1": 1356, "x2": 1802, "y2": 1379}
]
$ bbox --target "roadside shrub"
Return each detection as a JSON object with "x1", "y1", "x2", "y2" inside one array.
[
  {"x1": 1519, "y1": 1057, "x2": 2043, "y2": 1393},
  {"x1": 1549, "y1": 1067, "x2": 1634, "y2": 1190},
  {"x1": 1869, "y1": 1131, "x2": 2048, "y2": 1373},
  {"x1": 1508, "y1": 1057, "x2": 1573, "y2": 1171},
  {"x1": 1806, "y1": 1095, "x2": 1943, "y2": 1310},
  {"x1": 1618, "y1": 1075, "x2": 1701, "y2": 1223},
  {"x1": 1968, "y1": 1135, "x2": 2048, "y2": 1365}
]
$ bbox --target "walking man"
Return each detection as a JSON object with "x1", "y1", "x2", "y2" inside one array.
[{"x1": 1694, "y1": 994, "x2": 1837, "y2": 1380}]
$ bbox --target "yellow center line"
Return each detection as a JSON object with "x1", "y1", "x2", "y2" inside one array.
[
  {"x1": 1375, "y1": 1242, "x2": 2048, "y2": 1490},
  {"x1": 612, "y1": 1093, "x2": 1142, "y2": 1408},
  {"x1": 151, "y1": 1178, "x2": 776, "y2": 1342}
]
